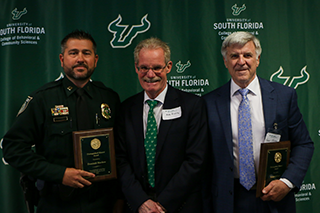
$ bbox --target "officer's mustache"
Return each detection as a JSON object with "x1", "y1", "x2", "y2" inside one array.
[{"x1": 72, "y1": 63, "x2": 88, "y2": 69}]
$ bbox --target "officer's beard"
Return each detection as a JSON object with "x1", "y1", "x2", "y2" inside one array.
[{"x1": 63, "y1": 64, "x2": 94, "y2": 81}]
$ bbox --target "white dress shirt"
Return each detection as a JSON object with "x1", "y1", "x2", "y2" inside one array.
[
  {"x1": 230, "y1": 76, "x2": 294, "y2": 189},
  {"x1": 143, "y1": 84, "x2": 168, "y2": 138},
  {"x1": 230, "y1": 76, "x2": 265, "y2": 178}
]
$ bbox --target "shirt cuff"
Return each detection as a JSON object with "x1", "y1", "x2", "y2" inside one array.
[{"x1": 280, "y1": 178, "x2": 295, "y2": 189}]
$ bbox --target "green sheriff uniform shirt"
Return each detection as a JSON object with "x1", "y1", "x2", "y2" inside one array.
[{"x1": 3, "y1": 76, "x2": 120, "y2": 185}]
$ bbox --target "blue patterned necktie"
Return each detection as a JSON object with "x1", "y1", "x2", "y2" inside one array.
[
  {"x1": 238, "y1": 88, "x2": 256, "y2": 190},
  {"x1": 145, "y1": 100, "x2": 158, "y2": 187}
]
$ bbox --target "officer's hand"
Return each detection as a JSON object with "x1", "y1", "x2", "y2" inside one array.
[
  {"x1": 62, "y1": 168, "x2": 95, "y2": 188},
  {"x1": 260, "y1": 180, "x2": 291, "y2": 202}
]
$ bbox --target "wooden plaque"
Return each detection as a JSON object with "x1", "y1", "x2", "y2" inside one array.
[
  {"x1": 256, "y1": 141, "x2": 290, "y2": 197},
  {"x1": 72, "y1": 128, "x2": 117, "y2": 182}
]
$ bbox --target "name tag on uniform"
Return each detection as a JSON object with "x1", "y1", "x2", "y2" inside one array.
[{"x1": 162, "y1": 107, "x2": 182, "y2": 120}]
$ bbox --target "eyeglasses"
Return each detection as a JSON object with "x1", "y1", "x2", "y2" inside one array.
[{"x1": 137, "y1": 63, "x2": 167, "y2": 74}]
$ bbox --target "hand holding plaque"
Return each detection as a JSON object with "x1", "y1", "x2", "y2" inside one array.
[
  {"x1": 72, "y1": 128, "x2": 117, "y2": 182},
  {"x1": 256, "y1": 141, "x2": 290, "y2": 197}
]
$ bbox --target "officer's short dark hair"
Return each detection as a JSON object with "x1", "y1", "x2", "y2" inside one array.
[{"x1": 61, "y1": 30, "x2": 97, "y2": 54}]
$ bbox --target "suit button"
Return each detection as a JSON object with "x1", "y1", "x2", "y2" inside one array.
[
  {"x1": 229, "y1": 190, "x2": 233, "y2": 195},
  {"x1": 229, "y1": 167, "x2": 233, "y2": 171}
]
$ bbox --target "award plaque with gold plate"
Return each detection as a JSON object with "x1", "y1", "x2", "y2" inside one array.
[
  {"x1": 72, "y1": 128, "x2": 117, "y2": 182},
  {"x1": 256, "y1": 141, "x2": 290, "y2": 197}
]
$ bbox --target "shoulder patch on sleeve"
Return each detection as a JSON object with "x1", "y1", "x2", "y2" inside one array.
[{"x1": 17, "y1": 96, "x2": 33, "y2": 117}]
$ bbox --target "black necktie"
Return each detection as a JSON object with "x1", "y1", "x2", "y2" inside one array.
[{"x1": 76, "y1": 88, "x2": 91, "y2": 130}]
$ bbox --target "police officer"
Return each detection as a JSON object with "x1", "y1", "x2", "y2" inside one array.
[{"x1": 2, "y1": 30, "x2": 121, "y2": 213}]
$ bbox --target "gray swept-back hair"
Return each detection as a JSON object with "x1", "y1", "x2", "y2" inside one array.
[{"x1": 221, "y1": 31, "x2": 262, "y2": 59}]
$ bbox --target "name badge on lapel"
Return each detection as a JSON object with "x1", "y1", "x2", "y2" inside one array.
[
  {"x1": 264, "y1": 123, "x2": 281, "y2": 143},
  {"x1": 162, "y1": 106, "x2": 182, "y2": 120}
]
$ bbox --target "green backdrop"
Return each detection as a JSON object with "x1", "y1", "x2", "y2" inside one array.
[{"x1": 1, "y1": 0, "x2": 319, "y2": 212}]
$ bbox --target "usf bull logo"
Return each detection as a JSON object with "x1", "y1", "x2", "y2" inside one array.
[
  {"x1": 11, "y1": 8, "x2": 27, "y2": 20},
  {"x1": 232, "y1": 4, "x2": 246, "y2": 16},
  {"x1": 176, "y1": 61, "x2": 191, "y2": 73},
  {"x1": 108, "y1": 14, "x2": 151, "y2": 48},
  {"x1": 270, "y1": 66, "x2": 310, "y2": 89}
]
